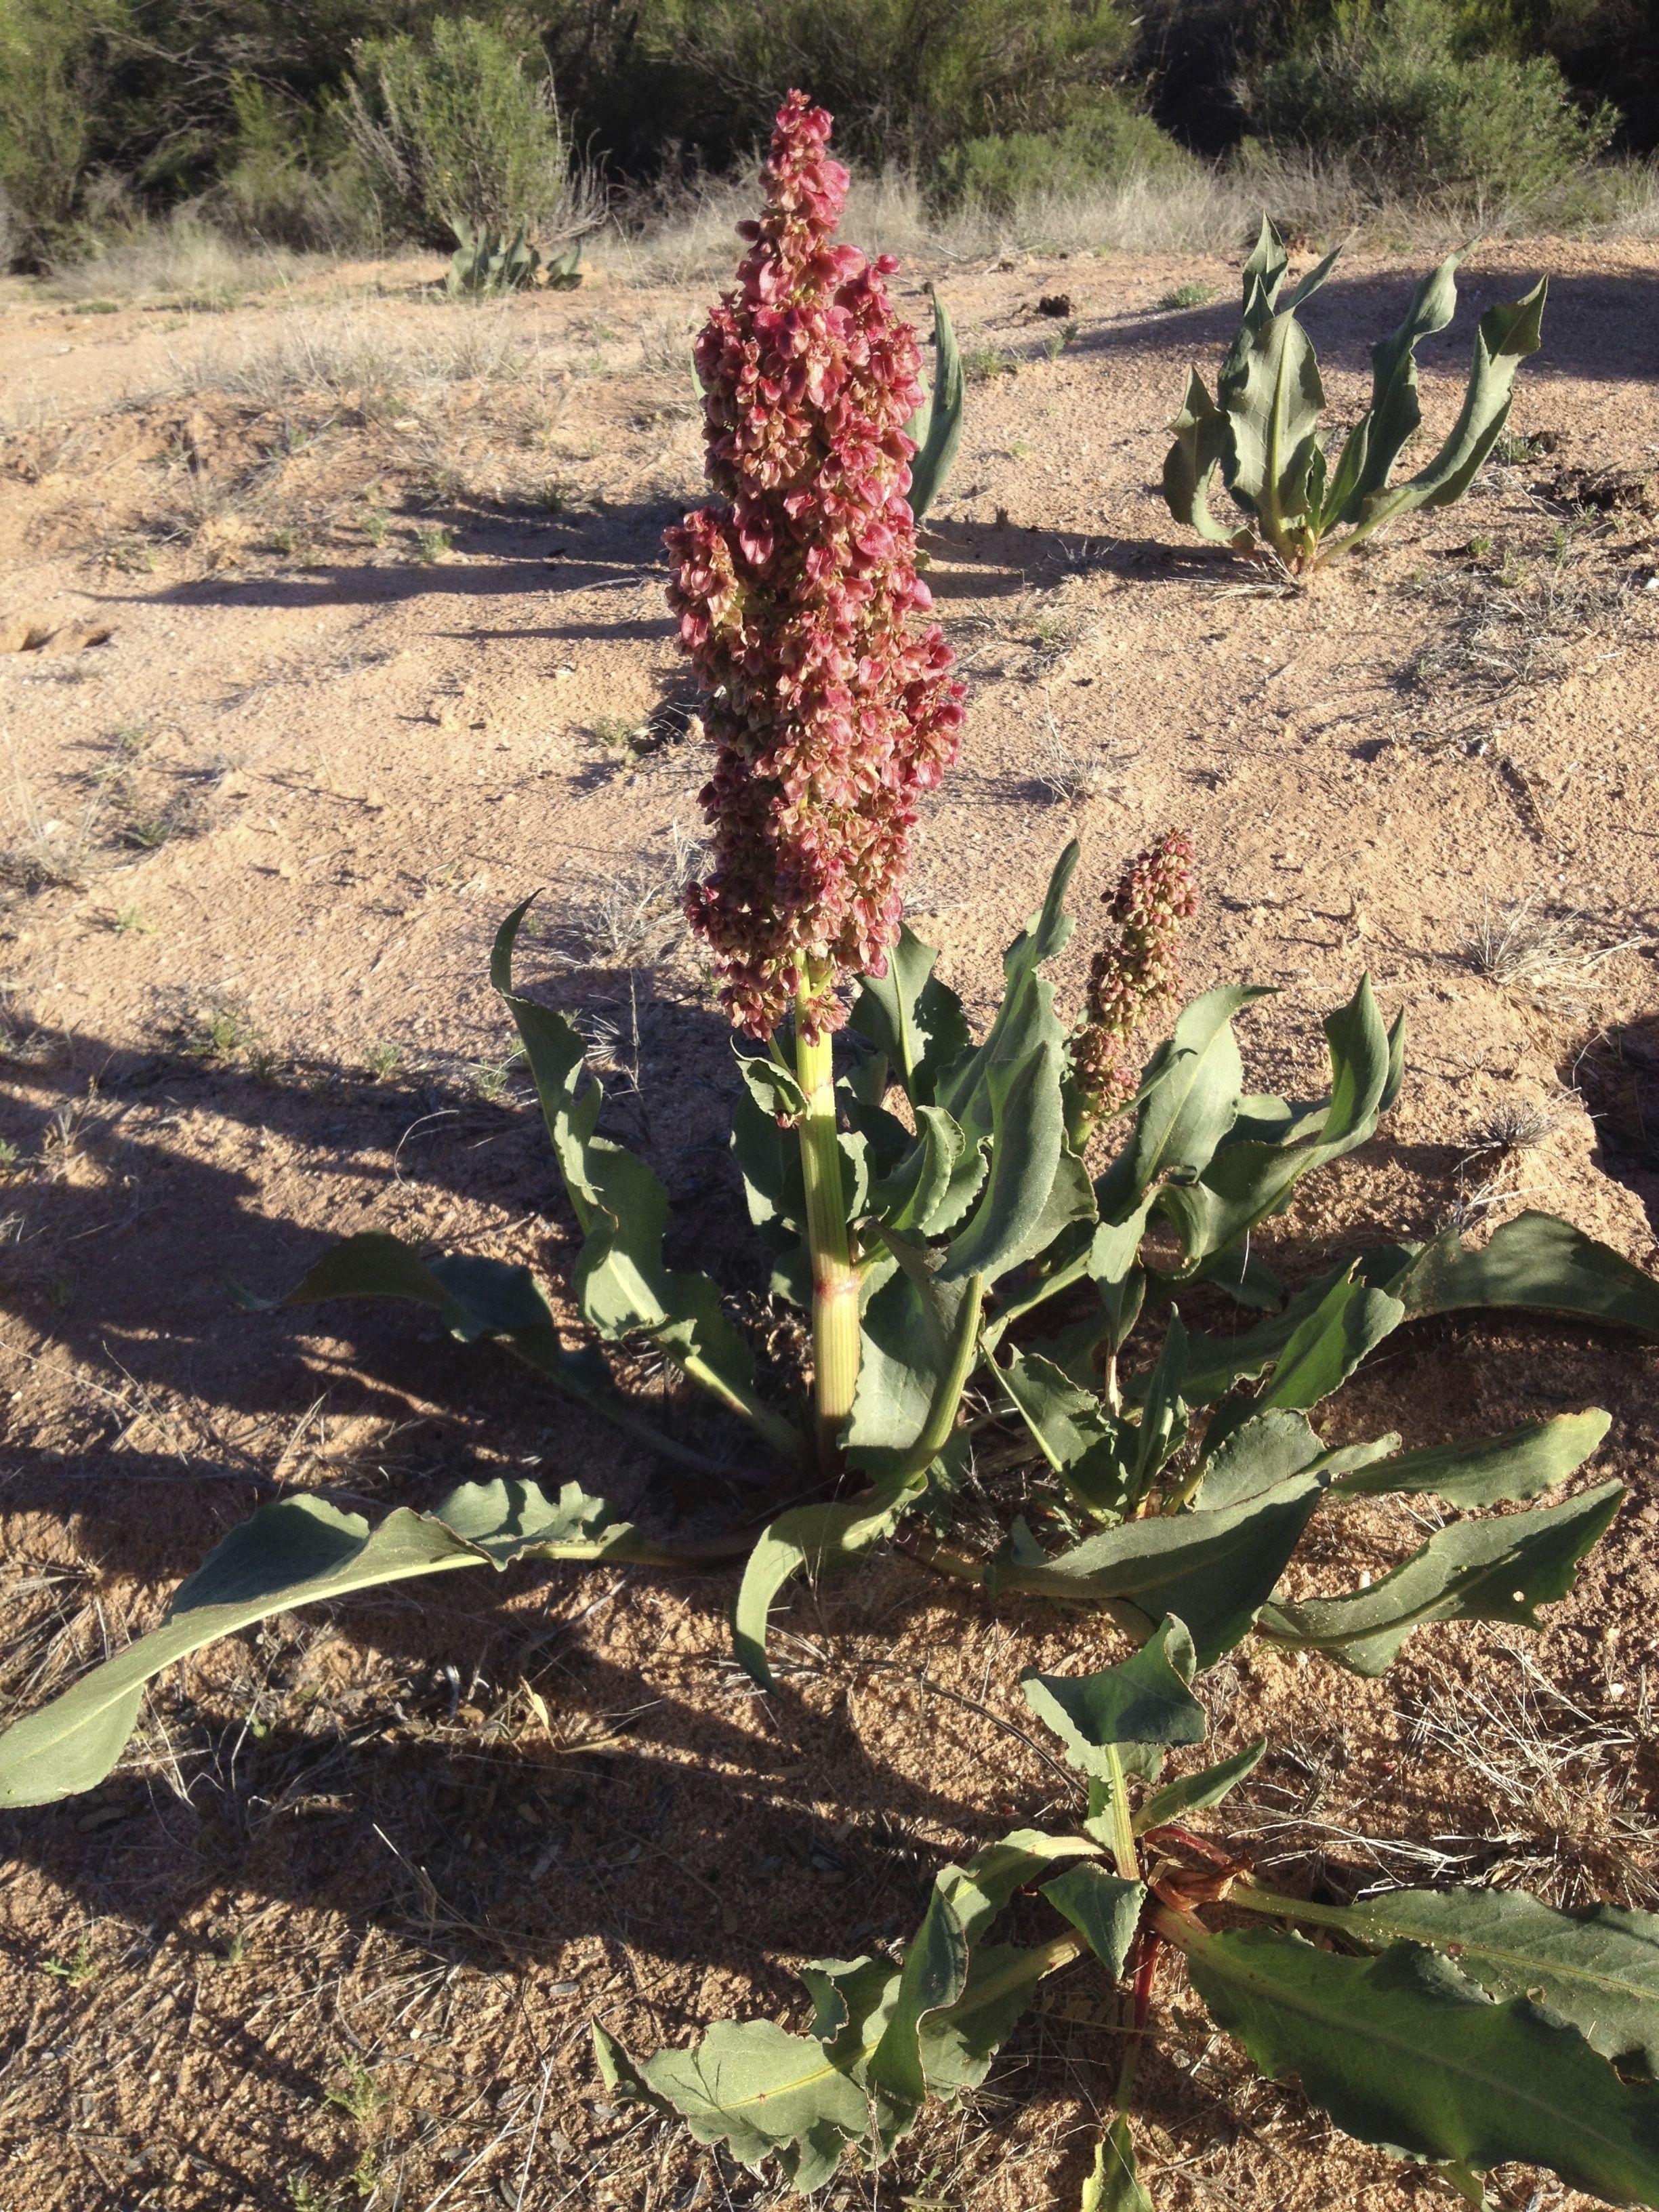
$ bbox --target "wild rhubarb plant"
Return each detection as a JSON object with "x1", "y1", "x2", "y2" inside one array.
[
  {"x1": 1, "y1": 109, "x2": 1655, "y2": 1814},
  {"x1": 1164, "y1": 217, "x2": 1547, "y2": 577},
  {"x1": 598, "y1": 1626, "x2": 1659, "y2": 2209}
]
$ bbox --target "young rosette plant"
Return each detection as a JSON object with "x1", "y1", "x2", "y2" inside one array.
[
  {"x1": 1164, "y1": 216, "x2": 1547, "y2": 577},
  {"x1": 598, "y1": 1623, "x2": 1659, "y2": 2209}
]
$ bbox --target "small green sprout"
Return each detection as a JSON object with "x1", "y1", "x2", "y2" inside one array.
[{"x1": 1159, "y1": 280, "x2": 1216, "y2": 310}]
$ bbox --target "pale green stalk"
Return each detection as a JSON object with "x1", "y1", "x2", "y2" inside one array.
[{"x1": 794, "y1": 975, "x2": 860, "y2": 1465}]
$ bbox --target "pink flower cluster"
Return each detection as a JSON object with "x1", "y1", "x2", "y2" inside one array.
[
  {"x1": 665, "y1": 91, "x2": 964, "y2": 1039},
  {"x1": 1073, "y1": 831, "x2": 1199, "y2": 1122}
]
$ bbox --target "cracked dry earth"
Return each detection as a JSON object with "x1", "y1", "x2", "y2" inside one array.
[{"x1": 0, "y1": 234, "x2": 1656, "y2": 2212}]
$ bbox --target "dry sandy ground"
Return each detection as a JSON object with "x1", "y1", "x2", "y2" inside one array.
[{"x1": 0, "y1": 232, "x2": 1656, "y2": 2212}]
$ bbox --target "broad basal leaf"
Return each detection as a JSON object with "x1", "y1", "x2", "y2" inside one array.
[
  {"x1": 1185, "y1": 1924, "x2": 1659, "y2": 2203},
  {"x1": 905, "y1": 291, "x2": 964, "y2": 527},
  {"x1": 850, "y1": 919, "x2": 970, "y2": 1107},
  {"x1": 993, "y1": 1478, "x2": 1324, "y2": 1665},
  {"x1": 1272, "y1": 1887, "x2": 1659, "y2": 2078},
  {"x1": 632, "y1": 2018, "x2": 872, "y2": 2186},
  {"x1": 1400, "y1": 1213, "x2": 1659, "y2": 1340},
  {"x1": 732, "y1": 1466, "x2": 927, "y2": 1688},
  {"x1": 1259, "y1": 1480, "x2": 1624, "y2": 1674},
  {"x1": 1329, "y1": 1410, "x2": 1612, "y2": 1509},
  {"x1": 1162, "y1": 368, "x2": 1243, "y2": 546},
  {"x1": 1110, "y1": 986, "x2": 1269, "y2": 1202},
  {"x1": 1041, "y1": 1865, "x2": 1147, "y2": 1981},
  {"x1": 0, "y1": 1479, "x2": 647, "y2": 1807},
  {"x1": 1021, "y1": 1618, "x2": 1205, "y2": 1780}
]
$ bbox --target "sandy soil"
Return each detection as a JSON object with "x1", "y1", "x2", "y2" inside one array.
[{"x1": 0, "y1": 232, "x2": 1657, "y2": 2212}]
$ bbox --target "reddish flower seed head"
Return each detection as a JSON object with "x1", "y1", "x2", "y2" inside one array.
[
  {"x1": 665, "y1": 89, "x2": 964, "y2": 1040},
  {"x1": 1073, "y1": 830, "x2": 1199, "y2": 1121}
]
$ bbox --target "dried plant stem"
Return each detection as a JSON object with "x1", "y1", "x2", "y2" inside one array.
[{"x1": 794, "y1": 981, "x2": 861, "y2": 1467}]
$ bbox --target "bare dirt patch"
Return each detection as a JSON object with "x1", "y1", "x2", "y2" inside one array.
[{"x1": 1, "y1": 239, "x2": 1657, "y2": 2212}]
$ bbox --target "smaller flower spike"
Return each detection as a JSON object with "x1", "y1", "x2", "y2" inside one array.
[
  {"x1": 1073, "y1": 831, "x2": 1199, "y2": 1123},
  {"x1": 667, "y1": 89, "x2": 964, "y2": 1040}
]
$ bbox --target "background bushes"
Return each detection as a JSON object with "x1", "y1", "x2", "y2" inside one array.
[{"x1": 0, "y1": 0, "x2": 1652, "y2": 270}]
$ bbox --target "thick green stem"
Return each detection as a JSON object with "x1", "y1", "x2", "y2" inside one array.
[
  {"x1": 1103, "y1": 1741, "x2": 1141, "y2": 1883},
  {"x1": 794, "y1": 985, "x2": 859, "y2": 1467},
  {"x1": 675, "y1": 1349, "x2": 807, "y2": 1467}
]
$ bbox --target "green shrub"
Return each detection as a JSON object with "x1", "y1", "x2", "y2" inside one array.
[
  {"x1": 937, "y1": 93, "x2": 1193, "y2": 210},
  {"x1": 575, "y1": 0, "x2": 1143, "y2": 178},
  {"x1": 1241, "y1": 0, "x2": 1617, "y2": 197},
  {"x1": 0, "y1": 0, "x2": 127, "y2": 261},
  {"x1": 338, "y1": 15, "x2": 596, "y2": 249}
]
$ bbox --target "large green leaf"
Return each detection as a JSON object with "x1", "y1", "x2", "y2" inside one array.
[
  {"x1": 1260, "y1": 1479, "x2": 1624, "y2": 1674},
  {"x1": 1162, "y1": 368, "x2": 1244, "y2": 546},
  {"x1": 1258, "y1": 1887, "x2": 1659, "y2": 2077},
  {"x1": 869, "y1": 1885, "x2": 969, "y2": 2110},
  {"x1": 1112, "y1": 987, "x2": 1269, "y2": 1202},
  {"x1": 905, "y1": 291, "x2": 964, "y2": 527},
  {"x1": 992, "y1": 1481, "x2": 1323, "y2": 1664},
  {"x1": 1041, "y1": 1865, "x2": 1147, "y2": 1980},
  {"x1": 0, "y1": 1479, "x2": 649, "y2": 1807},
  {"x1": 1158, "y1": 981, "x2": 1399, "y2": 1273},
  {"x1": 1254, "y1": 1273, "x2": 1406, "y2": 1414},
  {"x1": 850, "y1": 920, "x2": 970, "y2": 1109},
  {"x1": 1400, "y1": 1213, "x2": 1659, "y2": 1339},
  {"x1": 941, "y1": 1040, "x2": 1065, "y2": 1284},
  {"x1": 1221, "y1": 301, "x2": 1326, "y2": 544},
  {"x1": 999, "y1": 1346, "x2": 1129, "y2": 1519},
  {"x1": 937, "y1": 844, "x2": 1076, "y2": 1149},
  {"x1": 1333, "y1": 246, "x2": 1470, "y2": 520},
  {"x1": 1081, "y1": 2115, "x2": 1153, "y2": 2212},
  {"x1": 1363, "y1": 281, "x2": 1549, "y2": 527},
  {"x1": 1185, "y1": 1923, "x2": 1659, "y2": 2201},
  {"x1": 630, "y1": 2018, "x2": 870, "y2": 2186},
  {"x1": 870, "y1": 1105, "x2": 966, "y2": 1235},
  {"x1": 1020, "y1": 1618, "x2": 1205, "y2": 1781},
  {"x1": 1329, "y1": 1410, "x2": 1612, "y2": 1509}
]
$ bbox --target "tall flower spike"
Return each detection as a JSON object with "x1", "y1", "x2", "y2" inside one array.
[
  {"x1": 666, "y1": 90, "x2": 964, "y2": 1040},
  {"x1": 1073, "y1": 830, "x2": 1199, "y2": 1124}
]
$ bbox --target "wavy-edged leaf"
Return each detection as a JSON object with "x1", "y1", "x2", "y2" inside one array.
[
  {"x1": 850, "y1": 921, "x2": 970, "y2": 1108},
  {"x1": 1223, "y1": 302, "x2": 1325, "y2": 542},
  {"x1": 871, "y1": 1105, "x2": 965, "y2": 1235},
  {"x1": 1113, "y1": 986, "x2": 1269, "y2": 1203},
  {"x1": 1041, "y1": 1865, "x2": 1147, "y2": 1980},
  {"x1": 1399, "y1": 1212, "x2": 1659, "y2": 1339},
  {"x1": 937, "y1": 844, "x2": 1077, "y2": 1148},
  {"x1": 1021, "y1": 1618, "x2": 1205, "y2": 1780},
  {"x1": 1136, "y1": 1737, "x2": 1268, "y2": 1832},
  {"x1": 1296, "y1": 1889, "x2": 1659, "y2": 2077},
  {"x1": 905, "y1": 291, "x2": 964, "y2": 526},
  {"x1": 1330, "y1": 1410, "x2": 1612, "y2": 1508},
  {"x1": 1185, "y1": 1923, "x2": 1659, "y2": 2203},
  {"x1": 1162, "y1": 368, "x2": 1243, "y2": 546},
  {"x1": 1260, "y1": 1479, "x2": 1624, "y2": 1675},
  {"x1": 635, "y1": 2018, "x2": 872, "y2": 2184},
  {"x1": 994, "y1": 1478, "x2": 1324, "y2": 1665},
  {"x1": 869, "y1": 1887, "x2": 970, "y2": 2109},
  {"x1": 941, "y1": 1040, "x2": 1064, "y2": 1284},
  {"x1": 732, "y1": 1465, "x2": 925, "y2": 1688},
  {"x1": 1082, "y1": 2114, "x2": 1154, "y2": 2211},
  {"x1": 0, "y1": 1479, "x2": 645, "y2": 1806},
  {"x1": 1256, "y1": 1274, "x2": 1406, "y2": 1414},
  {"x1": 491, "y1": 901, "x2": 777, "y2": 1437},
  {"x1": 999, "y1": 1346, "x2": 1129, "y2": 1519},
  {"x1": 1364, "y1": 281, "x2": 1549, "y2": 527}
]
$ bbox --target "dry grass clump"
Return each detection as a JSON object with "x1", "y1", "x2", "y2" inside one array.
[
  {"x1": 1465, "y1": 895, "x2": 1650, "y2": 1004},
  {"x1": 1399, "y1": 1641, "x2": 1659, "y2": 1908},
  {"x1": 180, "y1": 300, "x2": 557, "y2": 417},
  {"x1": 1411, "y1": 554, "x2": 1643, "y2": 697},
  {"x1": 45, "y1": 214, "x2": 321, "y2": 308},
  {"x1": 544, "y1": 825, "x2": 705, "y2": 968}
]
